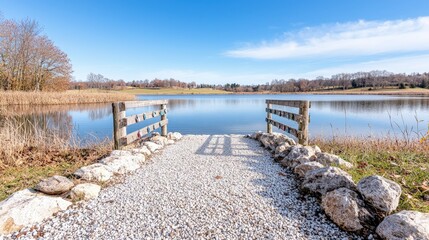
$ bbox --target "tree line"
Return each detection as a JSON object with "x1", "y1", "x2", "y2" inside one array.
[{"x1": 0, "y1": 17, "x2": 72, "y2": 91}]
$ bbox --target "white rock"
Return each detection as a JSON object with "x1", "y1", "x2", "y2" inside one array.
[
  {"x1": 144, "y1": 141, "x2": 163, "y2": 153},
  {"x1": 322, "y1": 188, "x2": 375, "y2": 232},
  {"x1": 34, "y1": 175, "x2": 74, "y2": 195},
  {"x1": 167, "y1": 139, "x2": 175, "y2": 145},
  {"x1": 150, "y1": 136, "x2": 169, "y2": 147},
  {"x1": 0, "y1": 189, "x2": 71, "y2": 234},
  {"x1": 73, "y1": 163, "x2": 113, "y2": 182},
  {"x1": 357, "y1": 175, "x2": 401, "y2": 215},
  {"x1": 376, "y1": 211, "x2": 429, "y2": 240},
  {"x1": 132, "y1": 146, "x2": 151, "y2": 157},
  {"x1": 99, "y1": 156, "x2": 142, "y2": 174},
  {"x1": 250, "y1": 131, "x2": 263, "y2": 140},
  {"x1": 70, "y1": 183, "x2": 101, "y2": 201},
  {"x1": 315, "y1": 152, "x2": 353, "y2": 168},
  {"x1": 168, "y1": 132, "x2": 182, "y2": 140},
  {"x1": 302, "y1": 166, "x2": 356, "y2": 196},
  {"x1": 294, "y1": 162, "x2": 324, "y2": 178},
  {"x1": 280, "y1": 145, "x2": 317, "y2": 169}
]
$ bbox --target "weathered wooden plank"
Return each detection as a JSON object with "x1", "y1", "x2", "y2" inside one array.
[
  {"x1": 122, "y1": 109, "x2": 168, "y2": 127},
  {"x1": 265, "y1": 118, "x2": 300, "y2": 138},
  {"x1": 266, "y1": 108, "x2": 303, "y2": 123},
  {"x1": 266, "y1": 99, "x2": 310, "y2": 108},
  {"x1": 298, "y1": 101, "x2": 310, "y2": 145},
  {"x1": 161, "y1": 104, "x2": 167, "y2": 136},
  {"x1": 124, "y1": 100, "x2": 169, "y2": 109},
  {"x1": 266, "y1": 103, "x2": 272, "y2": 133},
  {"x1": 124, "y1": 119, "x2": 169, "y2": 144},
  {"x1": 112, "y1": 103, "x2": 126, "y2": 149}
]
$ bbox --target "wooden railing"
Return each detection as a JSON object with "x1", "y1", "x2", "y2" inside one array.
[
  {"x1": 266, "y1": 99, "x2": 310, "y2": 145},
  {"x1": 112, "y1": 100, "x2": 168, "y2": 149}
]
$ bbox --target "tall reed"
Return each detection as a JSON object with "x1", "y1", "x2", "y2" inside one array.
[{"x1": 0, "y1": 90, "x2": 135, "y2": 105}]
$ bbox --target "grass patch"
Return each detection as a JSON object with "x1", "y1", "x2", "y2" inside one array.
[
  {"x1": 311, "y1": 137, "x2": 429, "y2": 213},
  {"x1": 0, "y1": 117, "x2": 110, "y2": 201},
  {"x1": 120, "y1": 87, "x2": 231, "y2": 95},
  {"x1": 0, "y1": 90, "x2": 135, "y2": 105}
]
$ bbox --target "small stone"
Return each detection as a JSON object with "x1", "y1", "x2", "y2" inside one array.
[
  {"x1": 357, "y1": 175, "x2": 401, "y2": 216},
  {"x1": 110, "y1": 150, "x2": 133, "y2": 157},
  {"x1": 376, "y1": 210, "x2": 429, "y2": 240},
  {"x1": 70, "y1": 183, "x2": 101, "y2": 201},
  {"x1": 34, "y1": 175, "x2": 74, "y2": 195}
]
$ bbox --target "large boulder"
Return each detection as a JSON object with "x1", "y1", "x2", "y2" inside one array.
[
  {"x1": 315, "y1": 152, "x2": 353, "y2": 169},
  {"x1": 280, "y1": 145, "x2": 318, "y2": 169},
  {"x1": 99, "y1": 156, "x2": 142, "y2": 174},
  {"x1": 143, "y1": 141, "x2": 163, "y2": 153},
  {"x1": 34, "y1": 175, "x2": 74, "y2": 195},
  {"x1": 357, "y1": 175, "x2": 401, "y2": 216},
  {"x1": 0, "y1": 189, "x2": 71, "y2": 234},
  {"x1": 109, "y1": 150, "x2": 133, "y2": 157},
  {"x1": 294, "y1": 161, "x2": 324, "y2": 178},
  {"x1": 274, "y1": 143, "x2": 292, "y2": 160},
  {"x1": 322, "y1": 188, "x2": 376, "y2": 233},
  {"x1": 131, "y1": 146, "x2": 151, "y2": 157},
  {"x1": 70, "y1": 183, "x2": 101, "y2": 201},
  {"x1": 376, "y1": 211, "x2": 429, "y2": 240},
  {"x1": 259, "y1": 133, "x2": 296, "y2": 151},
  {"x1": 150, "y1": 136, "x2": 169, "y2": 146},
  {"x1": 302, "y1": 166, "x2": 356, "y2": 196},
  {"x1": 250, "y1": 131, "x2": 263, "y2": 140},
  {"x1": 73, "y1": 163, "x2": 113, "y2": 182}
]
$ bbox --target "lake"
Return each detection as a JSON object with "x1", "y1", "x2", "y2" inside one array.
[{"x1": 2, "y1": 94, "x2": 429, "y2": 145}]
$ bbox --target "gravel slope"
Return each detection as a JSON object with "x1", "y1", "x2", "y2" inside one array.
[{"x1": 9, "y1": 135, "x2": 358, "y2": 239}]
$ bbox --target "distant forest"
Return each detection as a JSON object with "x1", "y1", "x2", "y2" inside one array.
[{"x1": 71, "y1": 70, "x2": 429, "y2": 93}]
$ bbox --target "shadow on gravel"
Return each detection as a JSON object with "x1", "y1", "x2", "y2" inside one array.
[{"x1": 195, "y1": 135, "x2": 358, "y2": 239}]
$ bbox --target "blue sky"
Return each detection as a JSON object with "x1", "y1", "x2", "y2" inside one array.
[{"x1": 1, "y1": 0, "x2": 429, "y2": 84}]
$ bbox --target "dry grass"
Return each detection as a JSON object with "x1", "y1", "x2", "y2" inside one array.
[
  {"x1": 0, "y1": 90, "x2": 135, "y2": 105},
  {"x1": 0, "y1": 117, "x2": 111, "y2": 201},
  {"x1": 310, "y1": 136, "x2": 429, "y2": 213}
]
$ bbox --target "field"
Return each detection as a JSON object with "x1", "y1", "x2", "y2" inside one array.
[
  {"x1": 120, "y1": 87, "x2": 231, "y2": 95},
  {"x1": 314, "y1": 87, "x2": 429, "y2": 95},
  {"x1": 311, "y1": 136, "x2": 429, "y2": 213},
  {"x1": 0, "y1": 89, "x2": 135, "y2": 105}
]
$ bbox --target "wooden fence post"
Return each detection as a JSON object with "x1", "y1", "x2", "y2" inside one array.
[
  {"x1": 266, "y1": 103, "x2": 272, "y2": 133},
  {"x1": 298, "y1": 101, "x2": 310, "y2": 145},
  {"x1": 161, "y1": 104, "x2": 167, "y2": 136},
  {"x1": 112, "y1": 102, "x2": 126, "y2": 149}
]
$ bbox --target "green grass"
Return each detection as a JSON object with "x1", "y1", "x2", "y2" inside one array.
[
  {"x1": 0, "y1": 148, "x2": 109, "y2": 201},
  {"x1": 311, "y1": 137, "x2": 429, "y2": 213},
  {"x1": 119, "y1": 87, "x2": 231, "y2": 95}
]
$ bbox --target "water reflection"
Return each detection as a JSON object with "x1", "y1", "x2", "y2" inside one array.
[{"x1": 1, "y1": 95, "x2": 428, "y2": 145}]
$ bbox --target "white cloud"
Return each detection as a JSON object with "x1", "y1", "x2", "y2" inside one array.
[{"x1": 225, "y1": 17, "x2": 429, "y2": 59}]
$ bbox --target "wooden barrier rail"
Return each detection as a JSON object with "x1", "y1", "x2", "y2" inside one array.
[
  {"x1": 112, "y1": 100, "x2": 168, "y2": 149},
  {"x1": 266, "y1": 99, "x2": 310, "y2": 145}
]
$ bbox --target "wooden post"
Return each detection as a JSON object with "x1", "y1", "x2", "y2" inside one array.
[
  {"x1": 266, "y1": 103, "x2": 272, "y2": 133},
  {"x1": 298, "y1": 101, "x2": 310, "y2": 145},
  {"x1": 112, "y1": 102, "x2": 126, "y2": 149},
  {"x1": 161, "y1": 104, "x2": 167, "y2": 136}
]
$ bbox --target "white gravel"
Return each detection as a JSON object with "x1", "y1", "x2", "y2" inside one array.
[{"x1": 8, "y1": 135, "x2": 360, "y2": 239}]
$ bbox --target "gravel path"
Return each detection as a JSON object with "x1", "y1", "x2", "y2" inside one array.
[{"x1": 10, "y1": 135, "x2": 358, "y2": 239}]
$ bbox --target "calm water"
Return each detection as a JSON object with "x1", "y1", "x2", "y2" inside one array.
[{"x1": 2, "y1": 94, "x2": 429, "y2": 144}]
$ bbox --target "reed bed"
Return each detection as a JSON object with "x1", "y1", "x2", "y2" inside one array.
[
  {"x1": 0, "y1": 90, "x2": 135, "y2": 105},
  {"x1": 0, "y1": 117, "x2": 111, "y2": 201},
  {"x1": 310, "y1": 135, "x2": 429, "y2": 213}
]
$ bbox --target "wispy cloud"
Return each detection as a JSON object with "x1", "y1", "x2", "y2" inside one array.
[{"x1": 225, "y1": 17, "x2": 429, "y2": 59}]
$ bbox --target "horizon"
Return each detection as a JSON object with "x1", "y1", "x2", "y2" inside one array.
[{"x1": 1, "y1": 0, "x2": 429, "y2": 84}]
